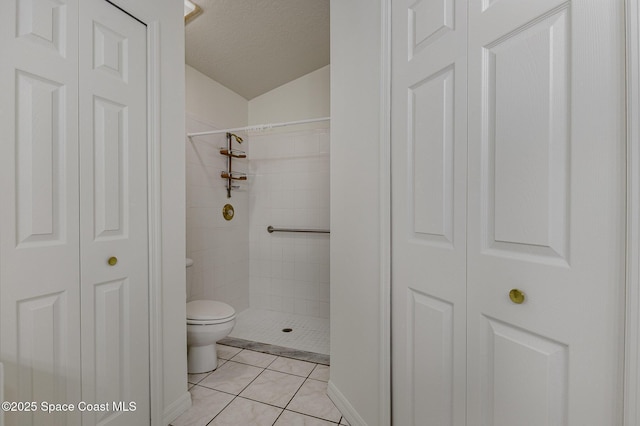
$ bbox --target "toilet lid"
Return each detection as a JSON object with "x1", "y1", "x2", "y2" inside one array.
[{"x1": 187, "y1": 300, "x2": 235, "y2": 321}]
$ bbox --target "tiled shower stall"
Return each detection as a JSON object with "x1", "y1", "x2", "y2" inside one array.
[
  {"x1": 186, "y1": 116, "x2": 330, "y2": 354},
  {"x1": 248, "y1": 128, "x2": 330, "y2": 319}
]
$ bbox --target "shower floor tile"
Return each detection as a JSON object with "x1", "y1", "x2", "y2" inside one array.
[{"x1": 229, "y1": 308, "x2": 329, "y2": 355}]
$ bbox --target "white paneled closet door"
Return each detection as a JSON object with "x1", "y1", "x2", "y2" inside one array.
[
  {"x1": 79, "y1": 1, "x2": 149, "y2": 425},
  {"x1": 392, "y1": 0, "x2": 626, "y2": 425},
  {"x1": 466, "y1": 1, "x2": 625, "y2": 425},
  {"x1": 0, "y1": 1, "x2": 82, "y2": 425},
  {"x1": 0, "y1": 1, "x2": 150, "y2": 425},
  {"x1": 391, "y1": 0, "x2": 468, "y2": 425}
]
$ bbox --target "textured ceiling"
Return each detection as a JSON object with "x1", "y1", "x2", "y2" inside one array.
[{"x1": 185, "y1": 0, "x2": 330, "y2": 100}]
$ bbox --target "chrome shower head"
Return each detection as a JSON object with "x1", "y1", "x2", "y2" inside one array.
[{"x1": 230, "y1": 133, "x2": 244, "y2": 143}]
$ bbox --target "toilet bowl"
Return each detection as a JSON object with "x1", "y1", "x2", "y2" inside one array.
[{"x1": 186, "y1": 299, "x2": 236, "y2": 374}]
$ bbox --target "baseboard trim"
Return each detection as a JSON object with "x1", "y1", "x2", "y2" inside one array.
[
  {"x1": 327, "y1": 380, "x2": 367, "y2": 426},
  {"x1": 162, "y1": 391, "x2": 192, "y2": 426}
]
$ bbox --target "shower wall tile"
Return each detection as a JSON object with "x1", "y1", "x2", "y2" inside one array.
[
  {"x1": 186, "y1": 115, "x2": 250, "y2": 312},
  {"x1": 248, "y1": 128, "x2": 330, "y2": 319},
  {"x1": 319, "y1": 132, "x2": 330, "y2": 154}
]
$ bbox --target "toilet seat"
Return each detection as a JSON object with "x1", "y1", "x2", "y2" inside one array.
[{"x1": 187, "y1": 300, "x2": 236, "y2": 325}]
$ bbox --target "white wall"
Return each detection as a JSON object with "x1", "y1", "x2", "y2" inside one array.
[
  {"x1": 248, "y1": 128, "x2": 330, "y2": 318},
  {"x1": 247, "y1": 66, "x2": 331, "y2": 318},
  {"x1": 185, "y1": 65, "x2": 250, "y2": 312},
  {"x1": 108, "y1": 1, "x2": 188, "y2": 424},
  {"x1": 186, "y1": 65, "x2": 248, "y2": 127},
  {"x1": 249, "y1": 65, "x2": 330, "y2": 127},
  {"x1": 329, "y1": 1, "x2": 387, "y2": 425}
]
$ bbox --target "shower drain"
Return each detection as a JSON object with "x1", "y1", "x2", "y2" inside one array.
[{"x1": 281, "y1": 328, "x2": 293, "y2": 333}]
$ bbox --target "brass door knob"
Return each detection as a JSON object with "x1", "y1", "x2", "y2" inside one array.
[
  {"x1": 509, "y1": 289, "x2": 525, "y2": 304},
  {"x1": 108, "y1": 256, "x2": 118, "y2": 266}
]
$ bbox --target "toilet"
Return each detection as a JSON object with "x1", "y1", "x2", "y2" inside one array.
[{"x1": 185, "y1": 259, "x2": 236, "y2": 374}]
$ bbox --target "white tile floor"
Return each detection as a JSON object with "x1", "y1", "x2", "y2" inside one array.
[
  {"x1": 229, "y1": 309, "x2": 330, "y2": 355},
  {"x1": 172, "y1": 345, "x2": 349, "y2": 426}
]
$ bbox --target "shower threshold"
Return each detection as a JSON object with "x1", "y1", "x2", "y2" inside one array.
[{"x1": 218, "y1": 336, "x2": 329, "y2": 365}]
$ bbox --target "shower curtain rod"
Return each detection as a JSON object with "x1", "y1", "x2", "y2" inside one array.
[{"x1": 187, "y1": 116, "x2": 331, "y2": 138}]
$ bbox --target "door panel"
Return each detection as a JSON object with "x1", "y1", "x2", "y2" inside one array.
[
  {"x1": 467, "y1": 1, "x2": 626, "y2": 425},
  {"x1": 391, "y1": 0, "x2": 468, "y2": 424},
  {"x1": 0, "y1": 1, "x2": 81, "y2": 425},
  {"x1": 482, "y1": 6, "x2": 569, "y2": 262},
  {"x1": 480, "y1": 317, "x2": 567, "y2": 426},
  {"x1": 407, "y1": 290, "x2": 455, "y2": 425},
  {"x1": 93, "y1": 278, "x2": 130, "y2": 420},
  {"x1": 409, "y1": 66, "x2": 455, "y2": 245},
  {"x1": 79, "y1": 1, "x2": 149, "y2": 425},
  {"x1": 93, "y1": 95, "x2": 127, "y2": 239},
  {"x1": 15, "y1": 70, "x2": 67, "y2": 245},
  {"x1": 16, "y1": 0, "x2": 67, "y2": 54}
]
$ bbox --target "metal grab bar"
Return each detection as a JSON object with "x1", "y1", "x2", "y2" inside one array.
[{"x1": 267, "y1": 226, "x2": 330, "y2": 234}]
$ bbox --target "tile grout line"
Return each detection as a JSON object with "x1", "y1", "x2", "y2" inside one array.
[
  {"x1": 187, "y1": 356, "x2": 246, "y2": 424},
  {"x1": 231, "y1": 354, "x2": 310, "y2": 422},
  {"x1": 197, "y1": 387, "x2": 236, "y2": 426},
  {"x1": 187, "y1": 359, "x2": 226, "y2": 386},
  {"x1": 205, "y1": 355, "x2": 282, "y2": 425},
  {"x1": 270, "y1": 368, "x2": 311, "y2": 425},
  {"x1": 191, "y1": 383, "x2": 237, "y2": 399},
  {"x1": 186, "y1": 352, "x2": 336, "y2": 425},
  {"x1": 204, "y1": 376, "x2": 261, "y2": 425},
  {"x1": 187, "y1": 351, "x2": 237, "y2": 386},
  {"x1": 284, "y1": 408, "x2": 342, "y2": 425},
  {"x1": 272, "y1": 361, "x2": 335, "y2": 425},
  {"x1": 286, "y1": 371, "x2": 342, "y2": 424}
]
